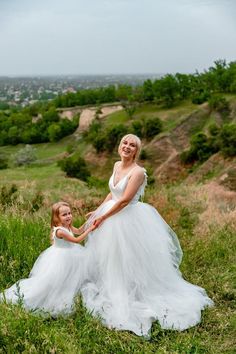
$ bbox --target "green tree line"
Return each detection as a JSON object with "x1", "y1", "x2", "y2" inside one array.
[{"x1": 1, "y1": 59, "x2": 236, "y2": 147}]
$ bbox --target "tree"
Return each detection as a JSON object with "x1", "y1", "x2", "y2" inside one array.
[
  {"x1": 220, "y1": 123, "x2": 236, "y2": 156},
  {"x1": 0, "y1": 153, "x2": 8, "y2": 169},
  {"x1": 143, "y1": 79, "x2": 154, "y2": 101},
  {"x1": 59, "y1": 154, "x2": 91, "y2": 181},
  {"x1": 143, "y1": 117, "x2": 162, "y2": 139},
  {"x1": 13, "y1": 145, "x2": 37, "y2": 166},
  {"x1": 48, "y1": 123, "x2": 62, "y2": 142}
]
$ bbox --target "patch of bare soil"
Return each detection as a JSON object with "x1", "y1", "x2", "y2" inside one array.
[
  {"x1": 99, "y1": 105, "x2": 123, "y2": 118},
  {"x1": 78, "y1": 105, "x2": 124, "y2": 132},
  {"x1": 78, "y1": 108, "x2": 97, "y2": 132},
  {"x1": 154, "y1": 152, "x2": 188, "y2": 183}
]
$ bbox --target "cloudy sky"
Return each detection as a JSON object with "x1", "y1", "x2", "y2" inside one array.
[{"x1": 0, "y1": 0, "x2": 235, "y2": 76}]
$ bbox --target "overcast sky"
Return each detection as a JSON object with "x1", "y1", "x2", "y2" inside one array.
[{"x1": 0, "y1": 0, "x2": 235, "y2": 76}]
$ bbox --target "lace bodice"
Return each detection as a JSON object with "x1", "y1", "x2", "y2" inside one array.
[{"x1": 108, "y1": 167, "x2": 147, "y2": 204}]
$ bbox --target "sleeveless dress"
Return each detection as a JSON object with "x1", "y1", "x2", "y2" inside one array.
[
  {"x1": 0, "y1": 226, "x2": 87, "y2": 316},
  {"x1": 82, "y1": 167, "x2": 214, "y2": 336}
]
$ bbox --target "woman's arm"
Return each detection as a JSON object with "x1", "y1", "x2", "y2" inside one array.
[
  {"x1": 86, "y1": 162, "x2": 120, "y2": 218},
  {"x1": 56, "y1": 225, "x2": 96, "y2": 243},
  {"x1": 93, "y1": 168, "x2": 145, "y2": 228}
]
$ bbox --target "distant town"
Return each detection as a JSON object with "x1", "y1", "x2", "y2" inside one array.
[{"x1": 0, "y1": 74, "x2": 160, "y2": 107}]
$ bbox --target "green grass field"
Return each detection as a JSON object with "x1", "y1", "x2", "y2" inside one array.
[
  {"x1": 0, "y1": 173, "x2": 235, "y2": 353},
  {"x1": 0, "y1": 102, "x2": 235, "y2": 353}
]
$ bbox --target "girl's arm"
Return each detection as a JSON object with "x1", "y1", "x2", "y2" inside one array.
[
  {"x1": 56, "y1": 225, "x2": 96, "y2": 243},
  {"x1": 71, "y1": 224, "x2": 85, "y2": 234},
  {"x1": 94, "y1": 168, "x2": 145, "y2": 228}
]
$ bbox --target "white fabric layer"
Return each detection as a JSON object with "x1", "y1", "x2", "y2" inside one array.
[
  {"x1": 82, "y1": 168, "x2": 213, "y2": 336},
  {"x1": 1, "y1": 227, "x2": 87, "y2": 316}
]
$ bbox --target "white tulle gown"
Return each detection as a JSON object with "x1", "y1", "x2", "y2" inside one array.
[
  {"x1": 0, "y1": 227, "x2": 87, "y2": 316},
  {"x1": 82, "y1": 168, "x2": 213, "y2": 336}
]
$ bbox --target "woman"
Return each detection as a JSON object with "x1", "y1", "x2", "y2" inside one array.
[{"x1": 82, "y1": 134, "x2": 213, "y2": 337}]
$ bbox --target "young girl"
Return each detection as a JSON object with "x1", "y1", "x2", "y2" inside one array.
[{"x1": 1, "y1": 201, "x2": 95, "y2": 316}]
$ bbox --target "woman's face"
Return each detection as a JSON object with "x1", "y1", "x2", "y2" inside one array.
[{"x1": 119, "y1": 137, "x2": 137, "y2": 160}]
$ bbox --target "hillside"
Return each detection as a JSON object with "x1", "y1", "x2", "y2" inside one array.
[{"x1": 0, "y1": 99, "x2": 235, "y2": 353}]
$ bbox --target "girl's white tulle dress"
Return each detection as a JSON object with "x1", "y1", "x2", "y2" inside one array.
[
  {"x1": 82, "y1": 168, "x2": 213, "y2": 336},
  {"x1": 1, "y1": 227, "x2": 87, "y2": 316}
]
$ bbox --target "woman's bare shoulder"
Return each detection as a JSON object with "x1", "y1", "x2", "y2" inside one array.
[{"x1": 132, "y1": 165, "x2": 146, "y2": 178}]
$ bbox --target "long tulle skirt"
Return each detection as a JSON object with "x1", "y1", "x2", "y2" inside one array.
[
  {"x1": 1, "y1": 244, "x2": 87, "y2": 316},
  {"x1": 82, "y1": 200, "x2": 213, "y2": 336}
]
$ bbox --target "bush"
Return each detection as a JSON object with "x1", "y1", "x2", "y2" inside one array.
[
  {"x1": 13, "y1": 145, "x2": 37, "y2": 166},
  {"x1": 132, "y1": 120, "x2": 144, "y2": 138},
  {"x1": 208, "y1": 95, "x2": 230, "y2": 115},
  {"x1": 180, "y1": 132, "x2": 215, "y2": 164},
  {"x1": 143, "y1": 117, "x2": 162, "y2": 139},
  {"x1": 104, "y1": 124, "x2": 128, "y2": 151},
  {"x1": 139, "y1": 149, "x2": 148, "y2": 160},
  {"x1": 220, "y1": 123, "x2": 236, "y2": 156},
  {"x1": 192, "y1": 91, "x2": 210, "y2": 104},
  {"x1": 0, "y1": 184, "x2": 18, "y2": 209},
  {"x1": 58, "y1": 154, "x2": 90, "y2": 181},
  {"x1": 93, "y1": 134, "x2": 107, "y2": 153},
  {"x1": 0, "y1": 153, "x2": 8, "y2": 169}
]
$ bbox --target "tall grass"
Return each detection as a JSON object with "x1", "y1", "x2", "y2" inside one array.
[{"x1": 0, "y1": 207, "x2": 235, "y2": 353}]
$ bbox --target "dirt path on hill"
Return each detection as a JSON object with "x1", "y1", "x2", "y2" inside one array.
[{"x1": 59, "y1": 104, "x2": 123, "y2": 133}]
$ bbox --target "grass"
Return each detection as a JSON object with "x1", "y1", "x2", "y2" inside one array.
[
  {"x1": 0, "y1": 179, "x2": 235, "y2": 353},
  {"x1": 0, "y1": 101, "x2": 235, "y2": 353},
  {"x1": 103, "y1": 109, "x2": 129, "y2": 127}
]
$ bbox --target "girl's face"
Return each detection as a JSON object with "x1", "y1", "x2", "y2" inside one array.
[
  {"x1": 58, "y1": 206, "x2": 72, "y2": 228},
  {"x1": 119, "y1": 137, "x2": 137, "y2": 160}
]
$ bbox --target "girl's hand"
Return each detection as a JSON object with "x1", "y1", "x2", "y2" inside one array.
[{"x1": 89, "y1": 224, "x2": 97, "y2": 232}]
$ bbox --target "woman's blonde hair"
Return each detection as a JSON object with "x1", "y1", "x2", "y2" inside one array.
[
  {"x1": 50, "y1": 201, "x2": 71, "y2": 242},
  {"x1": 118, "y1": 134, "x2": 142, "y2": 161}
]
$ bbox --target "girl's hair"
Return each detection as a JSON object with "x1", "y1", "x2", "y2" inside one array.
[
  {"x1": 50, "y1": 201, "x2": 71, "y2": 242},
  {"x1": 118, "y1": 134, "x2": 142, "y2": 161}
]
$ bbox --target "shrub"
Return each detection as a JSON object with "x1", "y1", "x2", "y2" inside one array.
[
  {"x1": 85, "y1": 119, "x2": 102, "y2": 143},
  {"x1": 13, "y1": 145, "x2": 37, "y2": 166},
  {"x1": 132, "y1": 120, "x2": 144, "y2": 138},
  {"x1": 93, "y1": 134, "x2": 107, "y2": 153},
  {"x1": 139, "y1": 149, "x2": 148, "y2": 160},
  {"x1": 0, "y1": 184, "x2": 18, "y2": 209},
  {"x1": 30, "y1": 191, "x2": 44, "y2": 213},
  {"x1": 192, "y1": 91, "x2": 210, "y2": 104},
  {"x1": 143, "y1": 117, "x2": 162, "y2": 139},
  {"x1": 0, "y1": 153, "x2": 8, "y2": 169},
  {"x1": 180, "y1": 132, "x2": 215, "y2": 164},
  {"x1": 208, "y1": 95, "x2": 230, "y2": 115},
  {"x1": 220, "y1": 123, "x2": 236, "y2": 156},
  {"x1": 103, "y1": 124, "x2": 128, "y2": 152},
  {"x1": 58, "y1": 154, "x2": 90, "y2": 181}
]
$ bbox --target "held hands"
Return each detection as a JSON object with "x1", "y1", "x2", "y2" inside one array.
[
  {"x1": 93, "y1": 216, "x2": 105, "y2": 228},
  {"x1": 87, "y1": 224, "x2": 97, "y2": 232}
]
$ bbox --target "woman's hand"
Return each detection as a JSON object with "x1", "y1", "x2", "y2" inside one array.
[
  {"x1": 88, "y1": 224, "x2": 97, "y2": 232},
  {"x1": 85, "y1": 211, "x2": 95, "y2": 219},
  {"x1": 93, "y1": 216, "x2": 105, "y2": 228}
]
